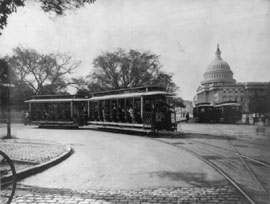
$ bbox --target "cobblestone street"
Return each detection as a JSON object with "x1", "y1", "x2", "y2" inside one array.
[
  {"x1": 7, "y1": 184, "x2": 247, "y2": 204},
  {"x1": 1, "y1": 124, "x2": 267, "y2": 203}
]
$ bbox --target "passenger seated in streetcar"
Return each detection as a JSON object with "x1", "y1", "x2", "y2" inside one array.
[
  {"x1": 43, "y1": 110, "x2": 50, "y2": 120},
  {"x1": 118, "y1": 106, "x2": 125, "y2": 122},
  {"x1": 102, "y1": 108, "x2": 106, "y2": 121},
  {"x1": 134, "y1": 106, "x2": 142, "y2": 123},
  {"x1": 112, "y1": 106, "x2": 117, "y2": 122},
  {"x1": 35, "y1": 111, "x2": 41, "y2": 120},
  {"x1": 134, "y1": 111, "x2": 142, "y2": 123},
  {"x1": 127, "y1": 107, "x2": 134, "y2": 123}
]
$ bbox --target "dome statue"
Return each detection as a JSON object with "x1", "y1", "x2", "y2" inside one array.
[{"x1": 201, "y1": 44, "x2": 236, "y2": 85}]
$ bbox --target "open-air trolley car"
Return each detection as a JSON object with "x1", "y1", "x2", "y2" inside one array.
[
  {"x1": 25, "y1": 94, "x2": 88, "y2": 128},
  {"x1": 25, "y1": 86, "x2": 177, "y2": 133}
]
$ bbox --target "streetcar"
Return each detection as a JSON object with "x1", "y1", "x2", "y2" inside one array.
[
  {"x1": 214, "y1": 101, "x2": 242, "y2": 123},
  {"x1": 87, "y1": 86, "x2": 176, "y2": 132},
  {"x1": 193, "y1": 103, "x2": 215, "y2": 123},
  {"x1": 193, "y1": 101, "x2": 242, "y2": 123},
  {"x1": 25, "y1": 86, "x2": 177, "y2": 132},
  {"x1": 25, "y1": 94, "x2": 89, "y2": 128}
]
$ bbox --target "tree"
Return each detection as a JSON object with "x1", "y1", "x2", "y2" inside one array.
[
  {"x1": 1, "y1": 57, "x2": 33, "y2": 108},
  {"x1": 174, "y1": 97, "x2": 185, "y2": 108},
  {"x1": 152, "y1": 71, "x2": 179, "y2": 93},
  {"x1": 0, "y1": 0, "x2": 96, "y2": 35},
  {"x1": 118, "y1": 49, "x2": 160, "y2": 88},
  {"x1": 70, "y1": 76, "x2": 91, "y2": 96},
  {"x1": 6, "y1": 47, "x2": 81, "y2": 95},
  {"x1": 88, "y1": 49, "x2": 178, "y2": 93}
]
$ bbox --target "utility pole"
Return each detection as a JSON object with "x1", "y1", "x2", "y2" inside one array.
[
  {"x1": 2, "y1": 84, "x2": 15, "y2": 139},
  {"x1": 1, "y1": 59, "x2": 14, "y2": 138}
]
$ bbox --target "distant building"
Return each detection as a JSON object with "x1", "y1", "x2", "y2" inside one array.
[
  {"x1": 175, "y1": 100, "x2": 193, "y2": 121},
  {"x1": 183, "y1": 100, "x2": 193, "y2": 114},
  {"x1": 194, "y1": 45, "x2": 270, "y2": 113}
]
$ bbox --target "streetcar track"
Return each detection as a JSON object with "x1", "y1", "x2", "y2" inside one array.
[
  {"x1": 182, "y1": 137, "x2": 270, "y2": 196},
  {"x1": 153, "y1": 135, "x2": 270, "y2": 204},
  {"x1": 184, "y1": 139, "x2": 270, "y2": 168},
  {"x1": 223, "y1": 134, "x2": 269, "y2": 197},
  {"x1": 152, "y1": 138, "x2": 257, "y2": 204},
  {"x1": 189, "y1": 145, "x2": 270, "y2": 196}
]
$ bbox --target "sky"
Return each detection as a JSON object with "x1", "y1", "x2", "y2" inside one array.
[{"x1": 0, "y1": 0, "x2": 269, "y2": 100}]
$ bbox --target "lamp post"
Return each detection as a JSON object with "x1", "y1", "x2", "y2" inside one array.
[{"x1": 2, "y1": 83, "x2": 15, "y2": 139}]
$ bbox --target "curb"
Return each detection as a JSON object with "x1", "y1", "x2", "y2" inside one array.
[{"x1": 2, "y1": 144, "x2": 73, "y2": 183}]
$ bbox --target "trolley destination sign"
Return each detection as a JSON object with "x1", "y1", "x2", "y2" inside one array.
[{"x1": 0, "y1": 83, "x2": 15, "y2": 88}]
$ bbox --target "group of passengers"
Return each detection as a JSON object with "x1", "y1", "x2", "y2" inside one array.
[
  {"x1": 25, "y1": 103, "x2": 173, "y2": 130},
  {"x1": 93, "y1": 104, "x2": 172, "y2": 130},
  {"x1": 28, "y1": 109, "x2": 72, "y2": 122},
  {"x1": 90, "y1": 103, "x2": 174, "y2": 131},
  {"x1": 98, "y1": 105, "x2": 142, "y2": 123}
]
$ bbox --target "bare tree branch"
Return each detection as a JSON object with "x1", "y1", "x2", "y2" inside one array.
[{"x1": 6, "y1": 47, "x2": 80, "y2": 94}]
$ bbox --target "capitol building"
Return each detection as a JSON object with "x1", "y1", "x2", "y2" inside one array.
[{"x1": 194, "y1": 45, "x2": 270, "y2": 113}]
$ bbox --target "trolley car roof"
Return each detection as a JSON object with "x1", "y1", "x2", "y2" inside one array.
[
  {"x1": 88, "y1": 91, "x2": 172, "y2": 101},
  {"x1": 25, "y1": 98, "x2": 89, "y2": 103},
  {"x1": 214, "y1": 102, "x2": 241, "y2": 107},
  {"x1": 25, "y1": 91, "x2": 173, "y2": 103},
  {"x1": 195, "y1": 104, "x2": 213, "y2": 107}
]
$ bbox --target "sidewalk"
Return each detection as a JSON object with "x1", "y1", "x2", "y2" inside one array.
[{"x1": 0, "y1": 138, "x2": 72, "y2": 181}]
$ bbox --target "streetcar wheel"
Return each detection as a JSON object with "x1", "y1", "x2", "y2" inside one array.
[{"x1": 0, "y1": 150, "x2": 16, "y2": 204}]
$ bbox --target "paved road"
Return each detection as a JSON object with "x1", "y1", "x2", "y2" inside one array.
[
  {"x1": 4, "y1": 125, "x2": 226, "y2": 190},
  {"x1": 0, "y1": 124, "x2": 253, "y2": 203},
  {"x1": 177, "y1": 123, "x2": 270, "y2": 163},
  {"x1": 163, "y1": 122, "x2": 270, "y2": 204},
  {"x1": 177, "y1": 123, "x2": 270, "y2": 141}
]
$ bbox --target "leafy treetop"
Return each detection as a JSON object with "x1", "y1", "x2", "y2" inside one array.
[
  {"x1": 85, "y1": 48, "x2": 179, "y2": 94},
  {"x1": 0, "y1": 0, "x2": 95, "y2": 35}
]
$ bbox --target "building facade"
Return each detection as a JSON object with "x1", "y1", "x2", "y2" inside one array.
[{"x1": 194, "y1": 45, "x2": 270, "y2": 113}]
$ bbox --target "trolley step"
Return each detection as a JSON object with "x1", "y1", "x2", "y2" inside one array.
[{"x1": 38, "y1": 121, "x2": 79, "y2": 129}]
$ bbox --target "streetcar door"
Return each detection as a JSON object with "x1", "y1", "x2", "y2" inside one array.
[{"x1": 143, "y1": 97, "x2": 155, "y2": 128}]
